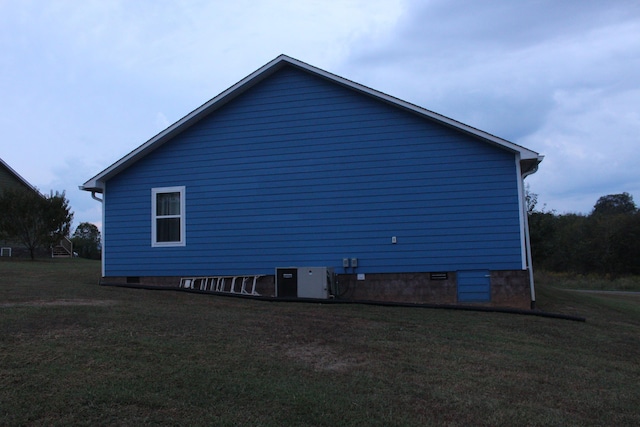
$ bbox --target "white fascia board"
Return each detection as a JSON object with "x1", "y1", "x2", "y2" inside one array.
[{"x1": 80, "y1": 54, "x2": 542, "y2": 191}]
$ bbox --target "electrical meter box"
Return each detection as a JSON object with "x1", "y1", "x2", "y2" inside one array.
[{"x1": 276, "y1": 267, "x2": 334, "y2": 299}]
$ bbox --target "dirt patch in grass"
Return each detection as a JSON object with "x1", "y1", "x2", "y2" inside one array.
[
  {"x1": 0, "y1": 299, "x2": 117, "y2": 308},
  {"x1": 275, "y1": 341, "x2": 368, "y2": 372}
]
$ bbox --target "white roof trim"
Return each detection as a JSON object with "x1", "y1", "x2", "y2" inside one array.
[{"x1": 81, "y1": 54, "x2": 542, "y2": 192}]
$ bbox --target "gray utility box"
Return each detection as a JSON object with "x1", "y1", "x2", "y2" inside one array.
[{"x1": 275, "y1": 267, "x2": 334, "y2": 299}]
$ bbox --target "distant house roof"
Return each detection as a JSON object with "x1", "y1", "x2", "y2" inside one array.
[
  {"x1": 81, "y1": 54, "x2": 543, "y2": 193},
  {"x1": 0, "y1": 157, "x2": 39, "y2": 193}
]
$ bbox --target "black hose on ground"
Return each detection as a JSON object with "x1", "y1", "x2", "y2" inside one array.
[{"x1": 100, "y1": 281, "x2": 587, "y2": 322}]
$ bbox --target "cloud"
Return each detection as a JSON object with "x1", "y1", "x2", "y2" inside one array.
[
  {"x1": 341, "y1": 0, "x2": 640, "y2": 213},
  {"x1": 0, "y1": 0, "x2": 407, "y2": 228},
  {"x1": 155, "y1": 112, "x2": 170, "y2": 131},
  {"x1": 10, "y1": 0, "x2": 404, "y2": 91},
  {"x1": 524, "y1": 86, "x2": 640, "y2": 212},
  {"x1": 0, "y1": 0, "x2": 638, "y2": 226}
]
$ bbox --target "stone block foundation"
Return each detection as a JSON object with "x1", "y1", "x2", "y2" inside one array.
[{"x1": 99, "y1": 269, "x2": 532, "y2": 310}]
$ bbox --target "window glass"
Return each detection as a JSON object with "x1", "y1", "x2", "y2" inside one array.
[
  {"x1": 156, "y1": 192, "x2": 180, "y2": 216},
  {"x1": 156, "y1": 217, "x2": 181, "y2": 242}
]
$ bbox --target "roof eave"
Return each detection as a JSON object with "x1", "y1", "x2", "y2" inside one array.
[
  {"x1": 79, "y1": 183, "x2": 103, "y2": 193},
  {"x1": 521, "y1": 155, "x2": 544, "y2": 177}
]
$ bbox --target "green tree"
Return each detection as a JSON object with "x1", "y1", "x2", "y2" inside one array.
[
  {"x1": 528, "y1": 192, "x2": 639, "y2": 276},
  {"x1": 548, "y1": 213, "x2": 590, "y2": 273},
  {"x1": 525, "y1": 184, "x2": 538, "y2": 215},
  {"x1": 526, "y1": 185, "x2": 558, "y2": 268},
  {"x1": 0, "y1": 188, "x2": 73, "y2": 259},
  {"x1": 611, "y1": 212, "x2": 640, "y2": 275},
  {"x1": 592, "y1": 192, "x2": 637, "y2": 216},
  {"x1": 588, "y1": 192, "x2": 638, "y2": 276},
  {"x1": 528, "y1": 211, "x2": 557, "y2": 267},
  {"x1": 71, "y1": 222, "x2": 101, "y2": 259}
]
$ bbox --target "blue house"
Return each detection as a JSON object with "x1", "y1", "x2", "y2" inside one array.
[{"x1": 81, "y1": 55, "x2": 543, "y2": 309}]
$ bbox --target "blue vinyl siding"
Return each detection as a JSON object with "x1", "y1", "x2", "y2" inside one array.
[{"x1": 104, "y1": 66, "x2": 523, "y2": 277}]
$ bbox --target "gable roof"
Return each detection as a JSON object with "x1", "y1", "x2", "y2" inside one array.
[
  {"x1": 81, "y1": 54, "x2": 543, "y2": 193},
  {"x1": 0, "y1": 157, "x2": 39, "y2": 194}
]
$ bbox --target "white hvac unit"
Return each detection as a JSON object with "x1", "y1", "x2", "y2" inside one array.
[{"x1": 275, "y1": 267, "x2": 334, "y2": 299}]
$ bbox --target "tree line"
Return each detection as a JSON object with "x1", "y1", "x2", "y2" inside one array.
[
  {"x1": 0, "y1": 188, "x2": 100, "y2": 260},
  {"x1": 528, "y1": 191, "x2": 640, "y2": 276}
]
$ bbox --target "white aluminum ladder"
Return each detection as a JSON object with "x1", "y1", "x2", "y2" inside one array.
[{"x1": 179, "y1": 275, "x2": 262, "y2": 296}]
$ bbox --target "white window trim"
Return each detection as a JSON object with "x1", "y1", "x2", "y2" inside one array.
[{"x1": 151, "y1": 186, "x2": 186, "y2": 247}]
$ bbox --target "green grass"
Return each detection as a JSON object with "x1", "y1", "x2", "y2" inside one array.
[
  {"x1": 1, "y1": 258, "x2": 639, "y2": 426},
  {"x1": 536, "y1": 269, "x2": 640, "y2": 292}
]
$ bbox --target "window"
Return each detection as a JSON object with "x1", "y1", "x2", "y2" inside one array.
[{"x1": 152, "y1": 186, "x2": 185, "y2": 247}]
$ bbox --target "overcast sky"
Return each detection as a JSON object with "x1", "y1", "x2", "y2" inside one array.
[{"x1": 1, "y1": 0, "x2": 639, "y2": 231}]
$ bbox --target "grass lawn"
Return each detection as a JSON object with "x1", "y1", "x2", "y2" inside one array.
[{"x1": 1, "y1": 259, "x2": 639, "y2": 426}]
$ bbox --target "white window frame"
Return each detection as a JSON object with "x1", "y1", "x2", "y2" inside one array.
[{"x1": 151, "y1": 186, "x2": 186, "y2": 247}]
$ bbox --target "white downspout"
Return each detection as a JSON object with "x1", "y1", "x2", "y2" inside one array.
[
  {"x1": 91, "y1": 191, "x2": 103, "y2": 202},
  {"x1": 521, "y1": 162, "x2": 541, "y2": 310},
  {"x1": 521, "y1": 178, "x2": 536, "y2": 309},
  {"x1": 91, "y1": 190, "x2": 105, "y2": 278}
]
